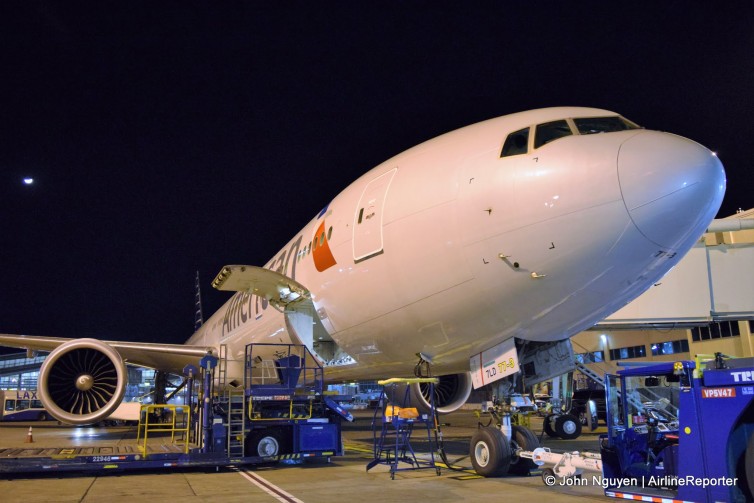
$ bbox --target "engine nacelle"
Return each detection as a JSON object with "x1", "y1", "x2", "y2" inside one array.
[
  {"x1": 38, "y1": 338, "x2": 127, "y2": 424},
  {"x1": 393, "y1": 372, "x2": 473, "y2": 414}
]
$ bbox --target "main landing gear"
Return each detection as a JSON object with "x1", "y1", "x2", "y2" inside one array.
[
  {"x1": 470, "y1": 400, "x2": 540, "y2": 477},
  {"x1": 470, "y1": 424, "x2": 540, "y2": 477}
]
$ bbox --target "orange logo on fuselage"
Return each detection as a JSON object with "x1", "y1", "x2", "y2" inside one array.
[{"x1": 313, "y1": 221, "x2": 337, "y2": 272}]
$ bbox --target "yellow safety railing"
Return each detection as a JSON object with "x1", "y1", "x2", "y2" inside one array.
[
  {"x1": 136, "y1": 404, "x2": 191, "y2": 455},
  {"x1": 693, "y1": 353, "x2": 733, "y2": 378},
  {"x1": 248, "y1": 395, "x2": 313, "y2": 421}
]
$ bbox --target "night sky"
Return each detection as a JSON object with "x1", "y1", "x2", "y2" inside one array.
[{"x1": 1, "y1": 3, "x2": 753, "y2": 346}]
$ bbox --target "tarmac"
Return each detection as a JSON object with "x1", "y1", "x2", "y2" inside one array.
[{"x1": 0, "y1": 410, "x2": 611, "y2": 503}]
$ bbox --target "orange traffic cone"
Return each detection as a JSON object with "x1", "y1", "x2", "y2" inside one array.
[{"x1": 25, "y1": 426, "x2": 33, "y2": 443}]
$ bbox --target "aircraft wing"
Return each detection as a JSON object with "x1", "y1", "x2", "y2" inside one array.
[
  {"x1": 0, "y1": 265, "x2": 309, "y2": 375},
  {"x1": 0, "y1": 334, "x2": 212, "y2": 375}
]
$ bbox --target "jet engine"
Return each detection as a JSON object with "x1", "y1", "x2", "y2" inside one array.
[
  {"x1": 38, "y1": 338, "x2": 127, "y2": 424},
  {"x1": 395, "y1": 372, "x2": 473, "y2": 414}
]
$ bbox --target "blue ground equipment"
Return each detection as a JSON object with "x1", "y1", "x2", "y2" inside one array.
[
  {"x1": 600, "y1": 353, "x2": 754, "y2": 502},
  {"x1": 0, "y1": 343, "x2": 352, "y2": 474}
]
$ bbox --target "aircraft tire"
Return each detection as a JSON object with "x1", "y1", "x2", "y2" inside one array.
[
  {"x1": 745, "y1": 431, "x2": 754, "y2": 501},
  {"x1": 508, "y1": 425, "x2": 539, "y2": 475},
  {"x1": 543, "y1": 414, "x2": 558, "y2": 438},
  {"x1": 555, "y1": 413, "x2": 582, "y2": 440},
  {"x1": 469, "y1": 426, "x2": 511, "y2": 477}
]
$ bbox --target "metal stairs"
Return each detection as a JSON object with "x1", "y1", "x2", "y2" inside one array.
[{"x1": 575, "y1": 361, "x2": 605, "y2": 386}]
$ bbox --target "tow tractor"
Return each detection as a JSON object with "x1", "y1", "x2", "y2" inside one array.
[
  {"x1": 521, "y1": 353, "x2": 754, "y2": 503},
  {"x1": 0, "y1": 343, "x2": 353, "y2": 474}
]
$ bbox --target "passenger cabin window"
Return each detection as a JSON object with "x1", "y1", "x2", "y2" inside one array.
[
  {"x1": 534, "y1": 120, "x2": 572, "y2": 149},
  {"x1": 574, "y1": 116, "x2": 640, "y2": 135},
  {"x1": 500, "y1": 127, "x2": 529, "y2": 157}
]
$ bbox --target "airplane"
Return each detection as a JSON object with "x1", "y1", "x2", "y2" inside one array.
[{"x1": 0, "y1": 107, "x2": 726, "y2": 430}]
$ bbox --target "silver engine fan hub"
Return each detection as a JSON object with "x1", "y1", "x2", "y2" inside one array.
[{"x1": 75, "y1": 374, "x2": 94, "y2": 391}]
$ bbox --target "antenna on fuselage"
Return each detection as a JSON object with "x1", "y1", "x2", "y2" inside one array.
[{"x1": 194, "y1": 270, "x2": 204, "y2": 332}]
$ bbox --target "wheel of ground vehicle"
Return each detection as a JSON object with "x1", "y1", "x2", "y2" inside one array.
[
  {"x1": 508, "y1": 425, "x2": 540, "y2": 475},
  {"x1": 469, "y1": 426, "x2": 511, "y2": 477},
  {"x1": 541, "y1": 467, "x2": 556, "y2": 485},
  {"x1": 543, "y1": 413, "x2": 558, "y2": 438},
  {"x1": 247, "y1": 429, "x2": 283, "y2": 457},
  {"x1": 38, "y1": 412, "x2": 47, "y2": 421},
  {"x1": 745, "y1": 431, "x2": 754, "y2": 501},
  {"x1": 554, "y1": 413, "x2": 582, "y2": 439},
  {"x1": 576, "y1": 410, "x2": 587, "y2": 425}
]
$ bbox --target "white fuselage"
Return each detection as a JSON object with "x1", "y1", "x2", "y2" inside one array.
[{"x1": 186, "y1": 107, "x2": 725, "y2": 381}]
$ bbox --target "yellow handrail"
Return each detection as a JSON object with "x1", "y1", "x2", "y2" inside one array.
[
  {"x1": 248, "y1": 396, "x2": 313, "y2": 421},
  {"x1": 136, "y1": 404, "x2": 191, "y2": 455}
]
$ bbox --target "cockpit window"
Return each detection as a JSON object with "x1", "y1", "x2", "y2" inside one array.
[
  {"x1": 574, "y1": 116, "x2": 640, "y2": 134},
  {"x1": 534, "y1": 120, "x2": 572, "y2": 149},
  {"x1": 500, "y1": 127, "x2": 529, "y2": 157}
]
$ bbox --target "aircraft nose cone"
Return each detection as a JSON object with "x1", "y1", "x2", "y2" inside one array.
[{"x1": 618, "y1": 130, "x2": 726, "y2": 249}]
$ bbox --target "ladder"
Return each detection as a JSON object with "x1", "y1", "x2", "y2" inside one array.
[
  {"x1": 216, "y1": 344, "x2": 245, "y2": 457},
  {"x1": 218, "y1": 344, "x2": 228, "y2": 389},
  {"x1": 226, "y1": 388, "x2": 246, "y2": 458}
]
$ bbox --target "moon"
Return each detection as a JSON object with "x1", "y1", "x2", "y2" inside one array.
[{"x1": 23, "y1": 177, "x2": 34, "y2": 185}]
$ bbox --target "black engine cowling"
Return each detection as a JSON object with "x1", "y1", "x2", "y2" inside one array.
[
  {"x1": 38, "y1": 339, "x2": 127, "y2": 424},
  {"x1": 392, "y1": 372, "x2": 473, "y2": 414}
]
